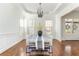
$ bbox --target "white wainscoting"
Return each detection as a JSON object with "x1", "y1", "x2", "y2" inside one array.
[{"x1": 0, "y1": 33, "x2": 23, "y2": 54}]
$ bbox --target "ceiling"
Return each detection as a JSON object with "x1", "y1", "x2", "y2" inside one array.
[
  {"x1": 22, "y1": 3, "x2": 59, "y2": 14},
  {"x1": 19, "y1": 3, "x2": 71, "y2": 15}
]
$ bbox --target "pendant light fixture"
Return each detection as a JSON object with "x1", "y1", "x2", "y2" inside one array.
[{"x1": 37, "y1": 3, "x2": 43, "y2": 18}]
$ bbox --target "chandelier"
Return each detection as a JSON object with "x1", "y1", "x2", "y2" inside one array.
[{"x1": 37, "y1": 3, "x2": 43, "y2": 18}]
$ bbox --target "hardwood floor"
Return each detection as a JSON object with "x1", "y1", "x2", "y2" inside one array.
[
  {"x1": 0, "y1": 39, "x2": 26, "y2": 56},
  {"x1": 53, "y1": 39, "x2": 64, "y2": 56},
  {"x1": 1, "y1": 39, "x2": 79, "y2": 56},
  {"x1": 53, "y1": 39, "x2": 79, "y2": 56},
  {"x1": 62, "y1": 40, "x2": 79, "y2": 56}
]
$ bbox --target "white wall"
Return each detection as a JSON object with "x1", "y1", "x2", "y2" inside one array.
[
  {"x1": 62, "y1": 11, "x2": 79, "y2": 40},
  {"x1": 55, "y1": 4, "x2": 79, "y2": 40},
  {"x1": 0, "y1": 4, "x2": 23, "y2": 54}
]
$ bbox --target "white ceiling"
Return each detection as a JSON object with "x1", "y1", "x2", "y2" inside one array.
[
  {"x1": 22, "y1": 3, "x2": 59, "y2": 14},
  {"x1": 19, "y1": 3, "x2": 71, "y2": 15},
  {"x1": 20, "y1": 3, "x2": 60, "y2": 14}
]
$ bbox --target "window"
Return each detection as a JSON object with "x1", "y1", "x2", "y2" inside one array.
[
  {"x1": 64, "y1": 18, "x2": 79, "y2": 33},
  {"x1": 64, "y1": 19, "x2": 72, "y2": 33},
  {"x1": 20, "y1": 18, "x2": 35, "y2": 36},
  {"x1": 20, "y1": 19, "x2": 24, "y2": 28},
  {"x1": 27, "y1": 19, "x2": 35, "y2": 35},
  {"x1": 45, "y1": 20, "x2": 53, "y2": 35}
]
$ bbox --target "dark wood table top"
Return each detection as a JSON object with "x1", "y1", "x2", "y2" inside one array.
[{"x1": 31, "y1": 49, "x2": 48, "y2": 52}]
